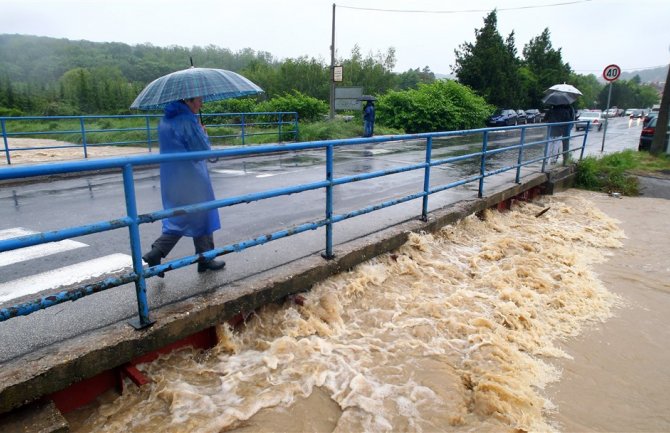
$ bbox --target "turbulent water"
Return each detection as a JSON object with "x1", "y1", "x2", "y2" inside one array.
[{"x1": 74, "y1": 194, "x2": 625, "y2": 433}]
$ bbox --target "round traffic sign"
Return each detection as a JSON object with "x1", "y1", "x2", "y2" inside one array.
[{"x1": 603, "y1": 64, "x2": 621, "y2": 82}]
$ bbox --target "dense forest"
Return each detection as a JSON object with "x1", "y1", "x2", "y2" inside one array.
[{"x1": 0, "y1": 12, "x2": 663, "y2": 121}]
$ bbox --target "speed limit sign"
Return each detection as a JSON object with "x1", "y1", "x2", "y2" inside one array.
[{"x1": 603, "y1": 64, "x2": 621, "y2": 82}]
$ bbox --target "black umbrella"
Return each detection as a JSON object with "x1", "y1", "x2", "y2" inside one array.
[
  {"x1": 357, "y1": 95, "x2": 377, "y2": 102},
  {"x1": 542, "y1": 91, "x2": 577, "y2": 106}
]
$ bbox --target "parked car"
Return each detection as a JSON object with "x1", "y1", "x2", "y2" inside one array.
[
  {"x1": 639, "y1": 116, "x2": 669, "y2": 151},
  {"x1": 516, "y1": 110, "x2": 527, "y2": 124},
  {"x1": 575, "y1": 111, "x2": 604, "y2": 131},
  {"x1": 524, "y1": 109, "x2": 543, "y2": 123},
  {"x1": 485, "y1": 109, "x2": 518, "y2": 127},
  {"x1": 643, "y1": 111, "x2": 659, "y2": 127},
  {"x1": 604, "y1": 108, "x2": 617, "y2": 118}
]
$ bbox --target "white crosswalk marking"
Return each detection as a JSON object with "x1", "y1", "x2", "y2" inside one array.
[
  {"x1": 0, "y1": 228, "x2": 87, "y2": 268},
  {"x1": 210, "y1": 168, "x2": 254, "y2": 175},
  {"x1": 0, "y1": 253, "x2": 133, "y2": 303}
]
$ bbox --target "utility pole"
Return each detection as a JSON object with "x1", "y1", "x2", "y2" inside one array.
[
  {"x1": 329, "y1": 3, "x2": 336, "y2": 120},
  {"x1": 650, "y1": 60, "x2": 670, "y2": 155}
]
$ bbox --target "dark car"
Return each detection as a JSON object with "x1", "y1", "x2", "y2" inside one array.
[
  {"x1": 485, "y1": 109, "x2": 518, "y2": 127},
  {"x1": 630, "y1": 109, "x2": 644, "y2": 119},
  {"x1": 643, "y1": 111, "x2": 659, "y2": 127},
  {"x1": 516, "y1": 110, "x2": 527, "y2": 124},
  {"x1": 524, "y1": 109, "x2": 543, "y2": 123},
  {"x1": 639, "y1": 116, "x2": 669, "y2": 151}
]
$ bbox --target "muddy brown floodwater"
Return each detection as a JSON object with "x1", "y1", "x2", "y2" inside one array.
[{"x1": 62, "y1": 188, "x2": 670, "y2": 433}]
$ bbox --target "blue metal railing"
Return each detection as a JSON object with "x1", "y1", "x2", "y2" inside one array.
[
  {"x1": 0, "y1": 112, "x2": 299, "y2": 164},
  {"x1": 0, "y1": 121, "x2": 586, "y2": 327}
]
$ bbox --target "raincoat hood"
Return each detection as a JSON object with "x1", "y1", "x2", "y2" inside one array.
[{"x1": 164, "y1": 100, "x2": 192, "y2": 119}]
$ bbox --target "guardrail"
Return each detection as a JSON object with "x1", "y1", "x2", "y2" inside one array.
[
  {"x1": 0, "y1": 121, "x2": 586, "y2": 328},
  {"x1": 0, "y1": 112, "x2": 299, "y2": 164}
]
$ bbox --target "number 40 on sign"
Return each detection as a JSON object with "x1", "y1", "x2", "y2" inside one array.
[{"x1": 603, "y1": 64, "x2": 621, "y2": 82}]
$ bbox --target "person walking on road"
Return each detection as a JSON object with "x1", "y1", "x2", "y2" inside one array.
[
  {"x1": 363, "y1": 100, "x2": 376, "y2": 137},
  {"x1": 142, "y1": 97, "x2": 226, "y2": 277}
]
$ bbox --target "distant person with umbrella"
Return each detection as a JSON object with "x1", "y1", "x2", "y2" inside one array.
[
  {"x1": 362, "y1": 98, "x2": 376, "y2": 137},
  {"x1": 131, "y1": 67, "x2": 263, "y2": 277},
  {"x1": 545, "y1": 104, "x2": 574, "y2": 164},
  {"x1": 542, "y1": 84, "x2": 580, "y2": 164}
]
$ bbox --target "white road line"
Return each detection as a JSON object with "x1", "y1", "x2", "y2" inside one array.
[
  {"x1": 210, "y1": 169, "x2": 255, "y2": 175},
  {"x1": 0, "y1": 253, "x2": 133, "y2": 303},
  {"x1": 0, "y1": 228, "x2": 87, "y2": 268}
]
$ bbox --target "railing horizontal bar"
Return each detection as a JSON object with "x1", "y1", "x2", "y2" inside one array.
[
  {"x1": 0, "y1": 272, "x2": 138, "y2": 321},
  {"x1": 429, "y1": 174, "x2": 483, "y2": 194},
  {"x1": 140, "y1": 180, "x2": 331, "y2": 223},
  {"x1": 0, "y1": 217, "x2": 132, "y2": 253}
]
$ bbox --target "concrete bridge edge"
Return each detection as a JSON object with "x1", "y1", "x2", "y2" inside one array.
[{"x1": 0, "y1": 166, "x2": 575, "y2": 420}]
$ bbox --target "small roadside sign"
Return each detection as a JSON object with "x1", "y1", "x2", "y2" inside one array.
[
  {"x1": 603, "y1": 64, "x2": 621, "y2": 82},
  {"x1": 333, "y1": 65, "x2": 343, "y2": 82}
]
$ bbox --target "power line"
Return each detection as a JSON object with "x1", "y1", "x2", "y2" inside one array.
[
  {"x1": 573, "y1": 64, "x2": 668, "y2": 73},
  {"x1": 338, "y1": 0, "x2": 593, "y2": 14}
]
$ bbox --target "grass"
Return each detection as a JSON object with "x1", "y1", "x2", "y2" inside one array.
[
  {"x1": 297, "y1": 118, "x2": 404, "y2": 142},
  {"x1": 574, "y1": 149, "x2": 670, "y2": 196}
]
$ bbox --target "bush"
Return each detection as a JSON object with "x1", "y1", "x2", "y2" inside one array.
[
  {"x1": 256, "y1": 91, "x2": 328, "y2": 122},
  {"x1": 204, "y1": 97, "x2": 258, "y2": 114},
  {"x1": 0, "y1": 107, "x2": 25, "y2": 117},
  {"x1": 298, "y1": 119, "x2": 404, "y2": 142},
  {"x1": 376, "y1": 80, "x2": 492, "y2": 133},
  {"x1": 574, "y1": 150, "x2": 639, "y2": 195}
]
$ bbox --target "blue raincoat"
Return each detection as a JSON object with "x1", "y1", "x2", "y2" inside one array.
[{"x1": 158, "y1": 101, "x2": 221, "y2": 237}]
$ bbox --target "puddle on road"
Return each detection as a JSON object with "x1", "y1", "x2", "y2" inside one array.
[{"x1": 70, "y1": 194, "x2": 624, "y2": 433}]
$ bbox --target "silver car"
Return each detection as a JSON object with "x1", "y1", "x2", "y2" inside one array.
[{"x1": 575, "y1": 111, "x2": 604, "y2": 131}]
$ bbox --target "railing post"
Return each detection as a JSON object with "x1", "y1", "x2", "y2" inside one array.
[
  {"x1": 478, "y1": 131, "x2": 489, "y2": 198},
  {"x1": 122, "y1": 164, "x2": 154, "y2": 329},
  {"x1": 278, "y1": 113, "x2": 283, "y2": 143},
  {"x1": 80, "y1": 117, "x2": 88, "y2": 159},
  {"x1": 515, "y1": 127, "x2": 526, "y2": 183},
  {"x1": 421, "y1": 136, "x2": 433, "y2": 221},
  {"x1": 145, "y1": 115, "x2": 153, "y2": 152},
  {"x1": 322, "y1": 144, "x2": 335, "y2": 259},
  {"x1": 241, "y1": 113, "x2": 246, "y2": 146},
  {"x1": 294, "y1": 112, "x2": 299, "y2": 141},
  {"x1": 542, "y1": 126, "x2": 550, "y2": 172},
  {"x1": 1, "y1": 119, "x2": 10, "y2": 165},
  {"x1": 579, "y1": 121, "x2": 590, "y2": 161}
]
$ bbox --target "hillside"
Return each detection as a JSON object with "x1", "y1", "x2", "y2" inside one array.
[{"x1": 619, "y1": 65, "x2": 668, "y2": 83}]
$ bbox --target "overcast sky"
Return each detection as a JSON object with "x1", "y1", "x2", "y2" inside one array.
[{"x1": 1, "y1": 0, "x2": 669, "y2": 76}]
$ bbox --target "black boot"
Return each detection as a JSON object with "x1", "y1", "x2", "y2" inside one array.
[
  {"x1": 197, "y1": 258, "x2": 226, "y2": 273},
  {"x1": 142, "y1": 247, "x2": 165, "y2": 278}
]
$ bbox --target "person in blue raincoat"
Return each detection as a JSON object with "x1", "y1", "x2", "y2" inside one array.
[
  {"x1": 363, "y1": 100, "x2": 375, "y2": 137},
  {"x1": 142, "y1": 97, "x2": 226, "y2": 276}
]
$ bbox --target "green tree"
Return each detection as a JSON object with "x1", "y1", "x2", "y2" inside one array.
[
  {"x1": 521, "y1": 28, "x2": 572, "y2": 107},
  {"x1": 569, "y1": 73, "x2": 603, "y2": 109},
  {"x1": 339, "y1": 45, "x2": 398, "y2": 96},
  {"x1": 452, "y1": 10, "x2": 521, "y2": 108}
]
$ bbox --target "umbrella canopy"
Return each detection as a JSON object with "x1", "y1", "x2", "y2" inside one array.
[
  {"x1": 131, "y1": 67, "x2": 263, "y2": 110},
  {"x1": 545, "y1": 83, "x2": 582, "y2": 96},
  {"x1": 357, "y1": 95, "x2": 377, "y2": 101},
  {"x1": 542, "y1": 91, "x2": 578, "y2": 105}
]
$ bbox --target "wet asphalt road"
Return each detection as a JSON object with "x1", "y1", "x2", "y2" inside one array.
[{"x1": 0, "y1": 117, "x2": 645, "y2": 363}]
